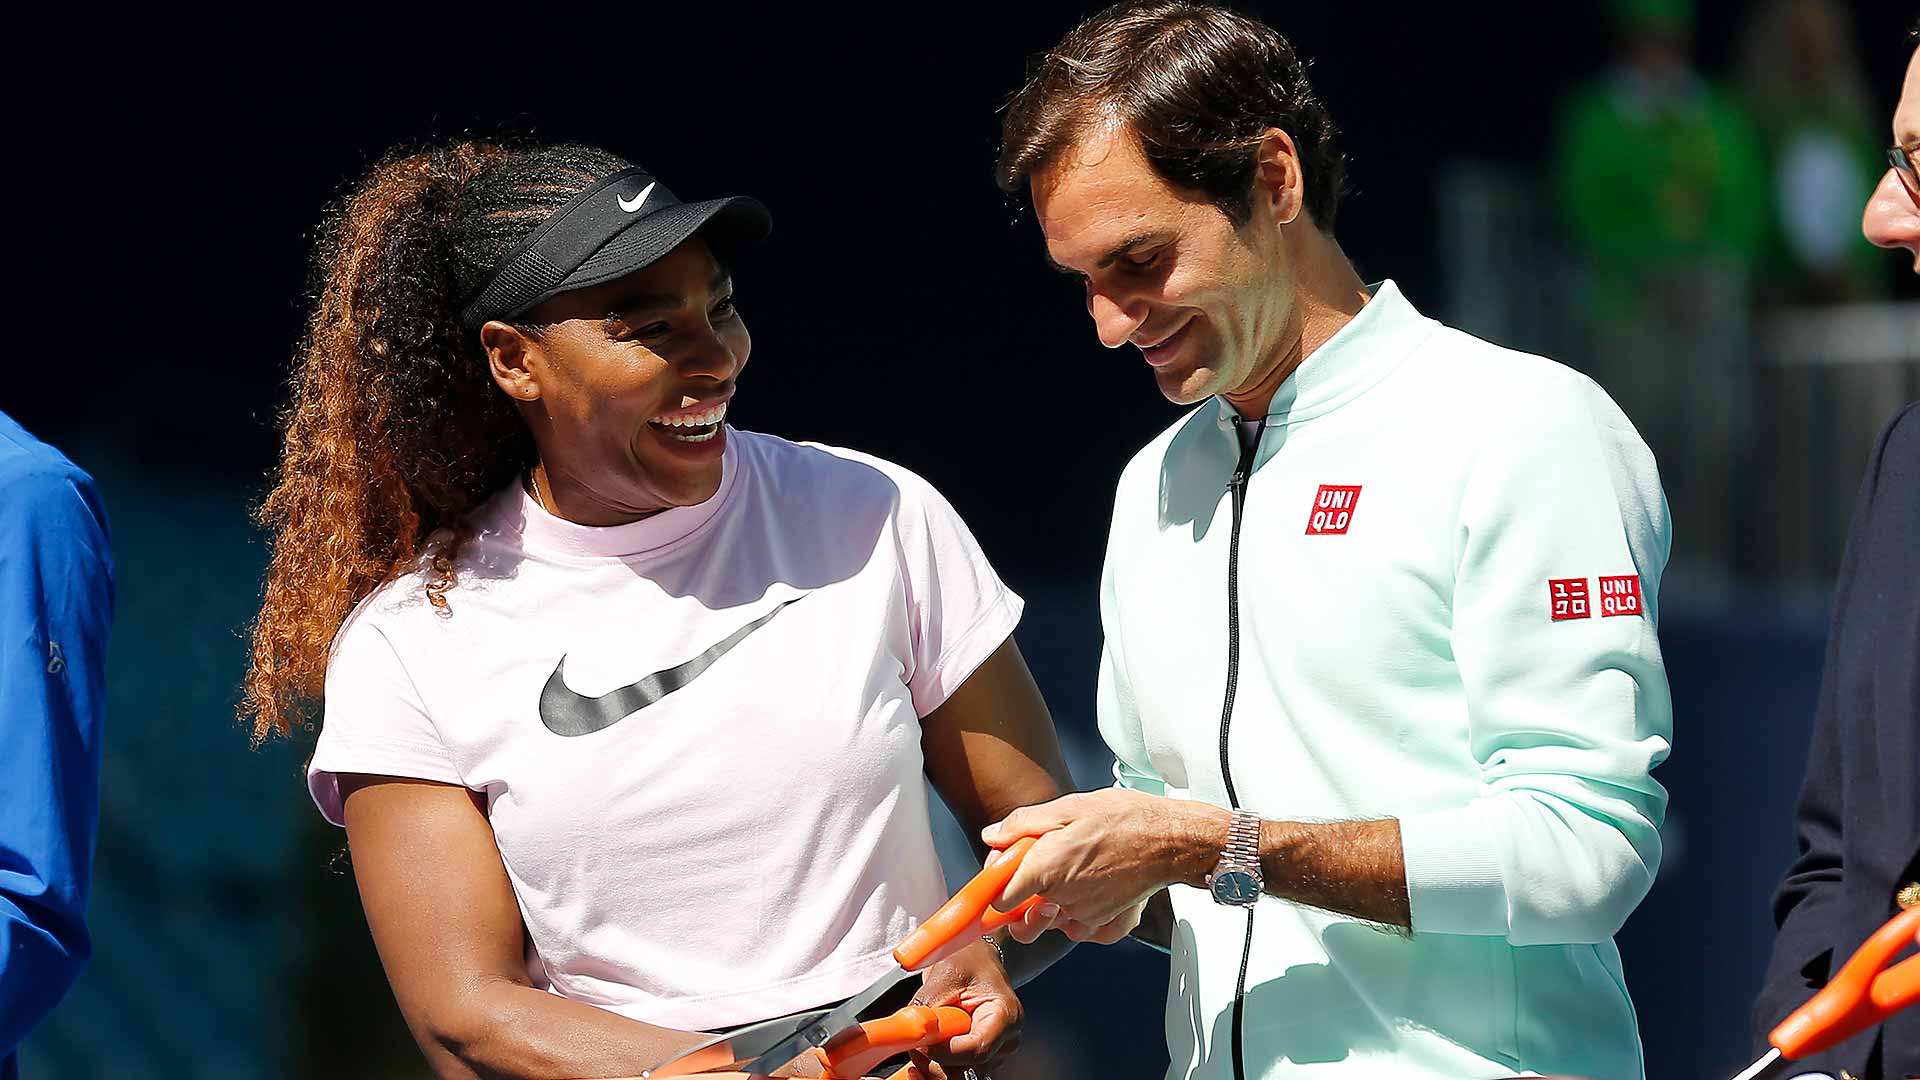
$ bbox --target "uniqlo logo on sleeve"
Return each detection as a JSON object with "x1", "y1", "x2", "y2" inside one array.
[
  {"x1": 1598, "y1": 574, "x2": 1643, "y2": 617},
  {"x1": 1548, "y1": 578, "x2": 1591, "y2": 621},
  {"x1": 1304, "y1": 485, "x2": 1362, "y2": 535}
]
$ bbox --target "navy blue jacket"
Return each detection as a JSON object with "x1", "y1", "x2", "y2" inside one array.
[
  {"x1": 0, "y1": 414, "x2": 113, "y2": 1080},
  {"x1": 1754, "y1": 402, "x2": 1919, "y2": 1080}
]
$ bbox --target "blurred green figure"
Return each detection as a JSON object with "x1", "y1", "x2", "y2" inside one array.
[
  {"x1": 1552, "y1": 0, "x2": 1769, "y2": 573},
  {"x1": 1736, "y1": 0, "x2": 1890, "y2": 305},
  {"x1": 1555, "y1": 0, "x2": 1769, "y2": 320}
]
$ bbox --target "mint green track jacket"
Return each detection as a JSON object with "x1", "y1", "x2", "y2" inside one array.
[{"x1": 1098, "y1": 281, "x2": 1672, "y2": 1080}]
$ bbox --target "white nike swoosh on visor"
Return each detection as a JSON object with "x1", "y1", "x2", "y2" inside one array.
[{"x1": 617, "y1": 182, "x2": 657, "y2": 213}]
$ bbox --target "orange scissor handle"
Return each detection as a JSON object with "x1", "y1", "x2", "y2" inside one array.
[
  {"x1": 1771, "y1": 904, "x2": 1920, "y2": 1059},
  {"x1": 813, "y1": 1005, "x2": 971, "y2": 1078},
  {"x1": 1870, "y1": 950, "x2": 1919, "y2": 1012},
  {"x1": 892, "y1": 836, "x2": 1046, "y2": 972}
]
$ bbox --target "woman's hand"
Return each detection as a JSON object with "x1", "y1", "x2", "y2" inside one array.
[{"x1": 905, "y1": 939, "x2": 1021, "y2": 1079}]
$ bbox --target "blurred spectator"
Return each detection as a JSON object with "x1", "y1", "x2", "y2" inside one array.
[
  {"x1": 1737, "y1": 0, "x2": 1890, "y2": 306},
  {"x1": 1554, "y1": 0, "x2": 1769, "y2": 317},
  {"x1": 1551, "y1": 0, "x2": 1769, "y2": 573},
  {"x1": 0, "y1": 413, "x2": 113, "y2": 1080}
]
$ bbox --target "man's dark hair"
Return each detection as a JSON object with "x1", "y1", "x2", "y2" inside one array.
[{"x1": 997, "y1": 1, "x2": 1348, "y2": 232}]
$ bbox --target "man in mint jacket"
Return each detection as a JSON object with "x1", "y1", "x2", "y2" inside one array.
[{"x1": 981, "y1": 5, "x2": 1671, "y2": 1079}]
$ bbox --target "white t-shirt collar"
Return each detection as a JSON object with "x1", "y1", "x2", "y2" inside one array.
[{"x1": 506, "y1": 429, "x2": 742, "y2": 560}]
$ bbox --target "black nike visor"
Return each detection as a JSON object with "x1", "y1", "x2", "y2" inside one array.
[{"x1": 459, "y1": 167, "x2": 771, "y2": 332}]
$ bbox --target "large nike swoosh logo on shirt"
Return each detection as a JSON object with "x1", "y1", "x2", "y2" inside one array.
[{"x1": 538, "y1": 596, "x2": 804, "y2": 737}]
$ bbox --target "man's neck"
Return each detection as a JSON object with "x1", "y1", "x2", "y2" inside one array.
[{"x1": 1223, "y1": 232, "x2": 1371, "y2": 419}]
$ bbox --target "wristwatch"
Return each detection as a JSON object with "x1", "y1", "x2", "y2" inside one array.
[{"x1": 1206, "y1": 808, "x2": 1264, "y2": 907}]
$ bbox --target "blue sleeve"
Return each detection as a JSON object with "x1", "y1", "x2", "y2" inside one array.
[{"x1": 0, "y1": 460, "x2": 113, "y2": 1057}]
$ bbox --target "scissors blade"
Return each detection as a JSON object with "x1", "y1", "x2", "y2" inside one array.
[
  {"x1": 651, "y1": 839, "x2": 1042, "y2": 1077},
  {"x1": 1728, "y1": 1046, "x2": 1781, "y2": 1080},
  {"x1": 735, "y1": 965, "x2": 911, "y2": 1076},
  {"x1": 641, "y1": 1005, "x2": 837, "y2": 1077}
]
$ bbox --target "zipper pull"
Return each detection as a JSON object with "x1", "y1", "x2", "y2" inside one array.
[{"x1": 1226, "y1": 413, "x2": 1262, "y2": 492}]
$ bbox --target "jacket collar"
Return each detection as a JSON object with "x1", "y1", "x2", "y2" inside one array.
[{"x1": 1213, "y1": 279, "x2": 1438, "y2": 433}]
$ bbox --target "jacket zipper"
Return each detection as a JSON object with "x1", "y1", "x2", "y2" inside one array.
[{"x1": 1221, "y1": 414, "x2": 1262, "y2": 1080}]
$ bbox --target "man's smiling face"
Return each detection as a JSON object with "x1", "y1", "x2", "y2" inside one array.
[{"x1": 1031, "y1": 123, "x2": 1299, "y2": 408}]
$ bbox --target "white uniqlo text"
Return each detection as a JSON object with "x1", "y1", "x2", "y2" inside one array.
[
  {"x1": 1598, "y1": 575, "x2": 1642, "y2": 617},
  {"x1": 1305, "y1": 484, "x2": 1362, "y2": 535}
]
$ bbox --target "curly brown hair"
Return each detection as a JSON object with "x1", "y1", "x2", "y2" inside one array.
[{"x1": 243, "y1": 138, "x2": 631, "y2": 743}]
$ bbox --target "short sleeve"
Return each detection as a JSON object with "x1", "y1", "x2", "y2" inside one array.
[
  {"x1": 306, "y1": 612, "x2": 466, "y2": 826},
  {"x1": 890, "y1": 470, "x2": 1023, "y2": 717}
]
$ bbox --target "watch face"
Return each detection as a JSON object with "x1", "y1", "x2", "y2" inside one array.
[{"x1": 1210, "y1": 869, "x2": 1261, "y2": 905}]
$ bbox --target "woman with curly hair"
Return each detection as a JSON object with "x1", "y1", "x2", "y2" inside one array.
[{"x1": 243, "y1": 139, "x2": 1074, "y2": 1080}]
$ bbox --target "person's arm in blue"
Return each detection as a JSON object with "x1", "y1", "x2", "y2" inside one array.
[{"x1": 0, "y1": 446, "x2": 113, "y2": 1061}]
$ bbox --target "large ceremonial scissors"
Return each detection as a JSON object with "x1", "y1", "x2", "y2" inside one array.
[
  {"x1": 1731, "y1": 904, "x2": 1920, "y2": 1080},
  {"x1": 641, "y1": 836, "x2": 1046, "y2": 1078}
]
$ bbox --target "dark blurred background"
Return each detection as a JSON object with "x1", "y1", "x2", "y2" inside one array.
[{"x1": 10, "y1": 2, "x2": 1918, "y2": 1077}]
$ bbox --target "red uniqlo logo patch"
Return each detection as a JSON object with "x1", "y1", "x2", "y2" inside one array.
[
  {"x1": 1305, "y1": 485, "x2": 1362, "y2": 535},
  {"x1": 1598, "y1": 575, "x2": 1643, "y2": 617},
  {"x1": 1548, "y1": 578, "x2": 1591, "y2": 621}
]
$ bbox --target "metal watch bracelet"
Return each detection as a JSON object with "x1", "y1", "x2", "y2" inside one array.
[{"x1": 1227, "y1": 808, "x2": 1262, "y2": 867}]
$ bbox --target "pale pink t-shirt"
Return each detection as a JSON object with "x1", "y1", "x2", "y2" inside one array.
[{"x1": 307, "y1": 428, "x2": 1022, "y2": 1031}]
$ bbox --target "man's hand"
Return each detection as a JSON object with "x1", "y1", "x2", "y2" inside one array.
[
  {"x1": 1010, "y1": 893, "x2": 1149, "y2": 946},
  {"x1": 908, "y1": 939, "x2": 1021, "y2": 1077},
  {"x1": 982, "y1": 789, "x2": 1225, "y2": 943}
]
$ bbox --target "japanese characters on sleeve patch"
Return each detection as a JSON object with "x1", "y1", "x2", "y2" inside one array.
[
  {"x1": 1598, "y1": 574, "x2": 1643, "y2": 617},
  {"x1": 1305, "y1": 484, "x2": 1362, "y2": 535},
  {"x1": 1548, "y1": 578, "x2": 1591, "y2": 621}
]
